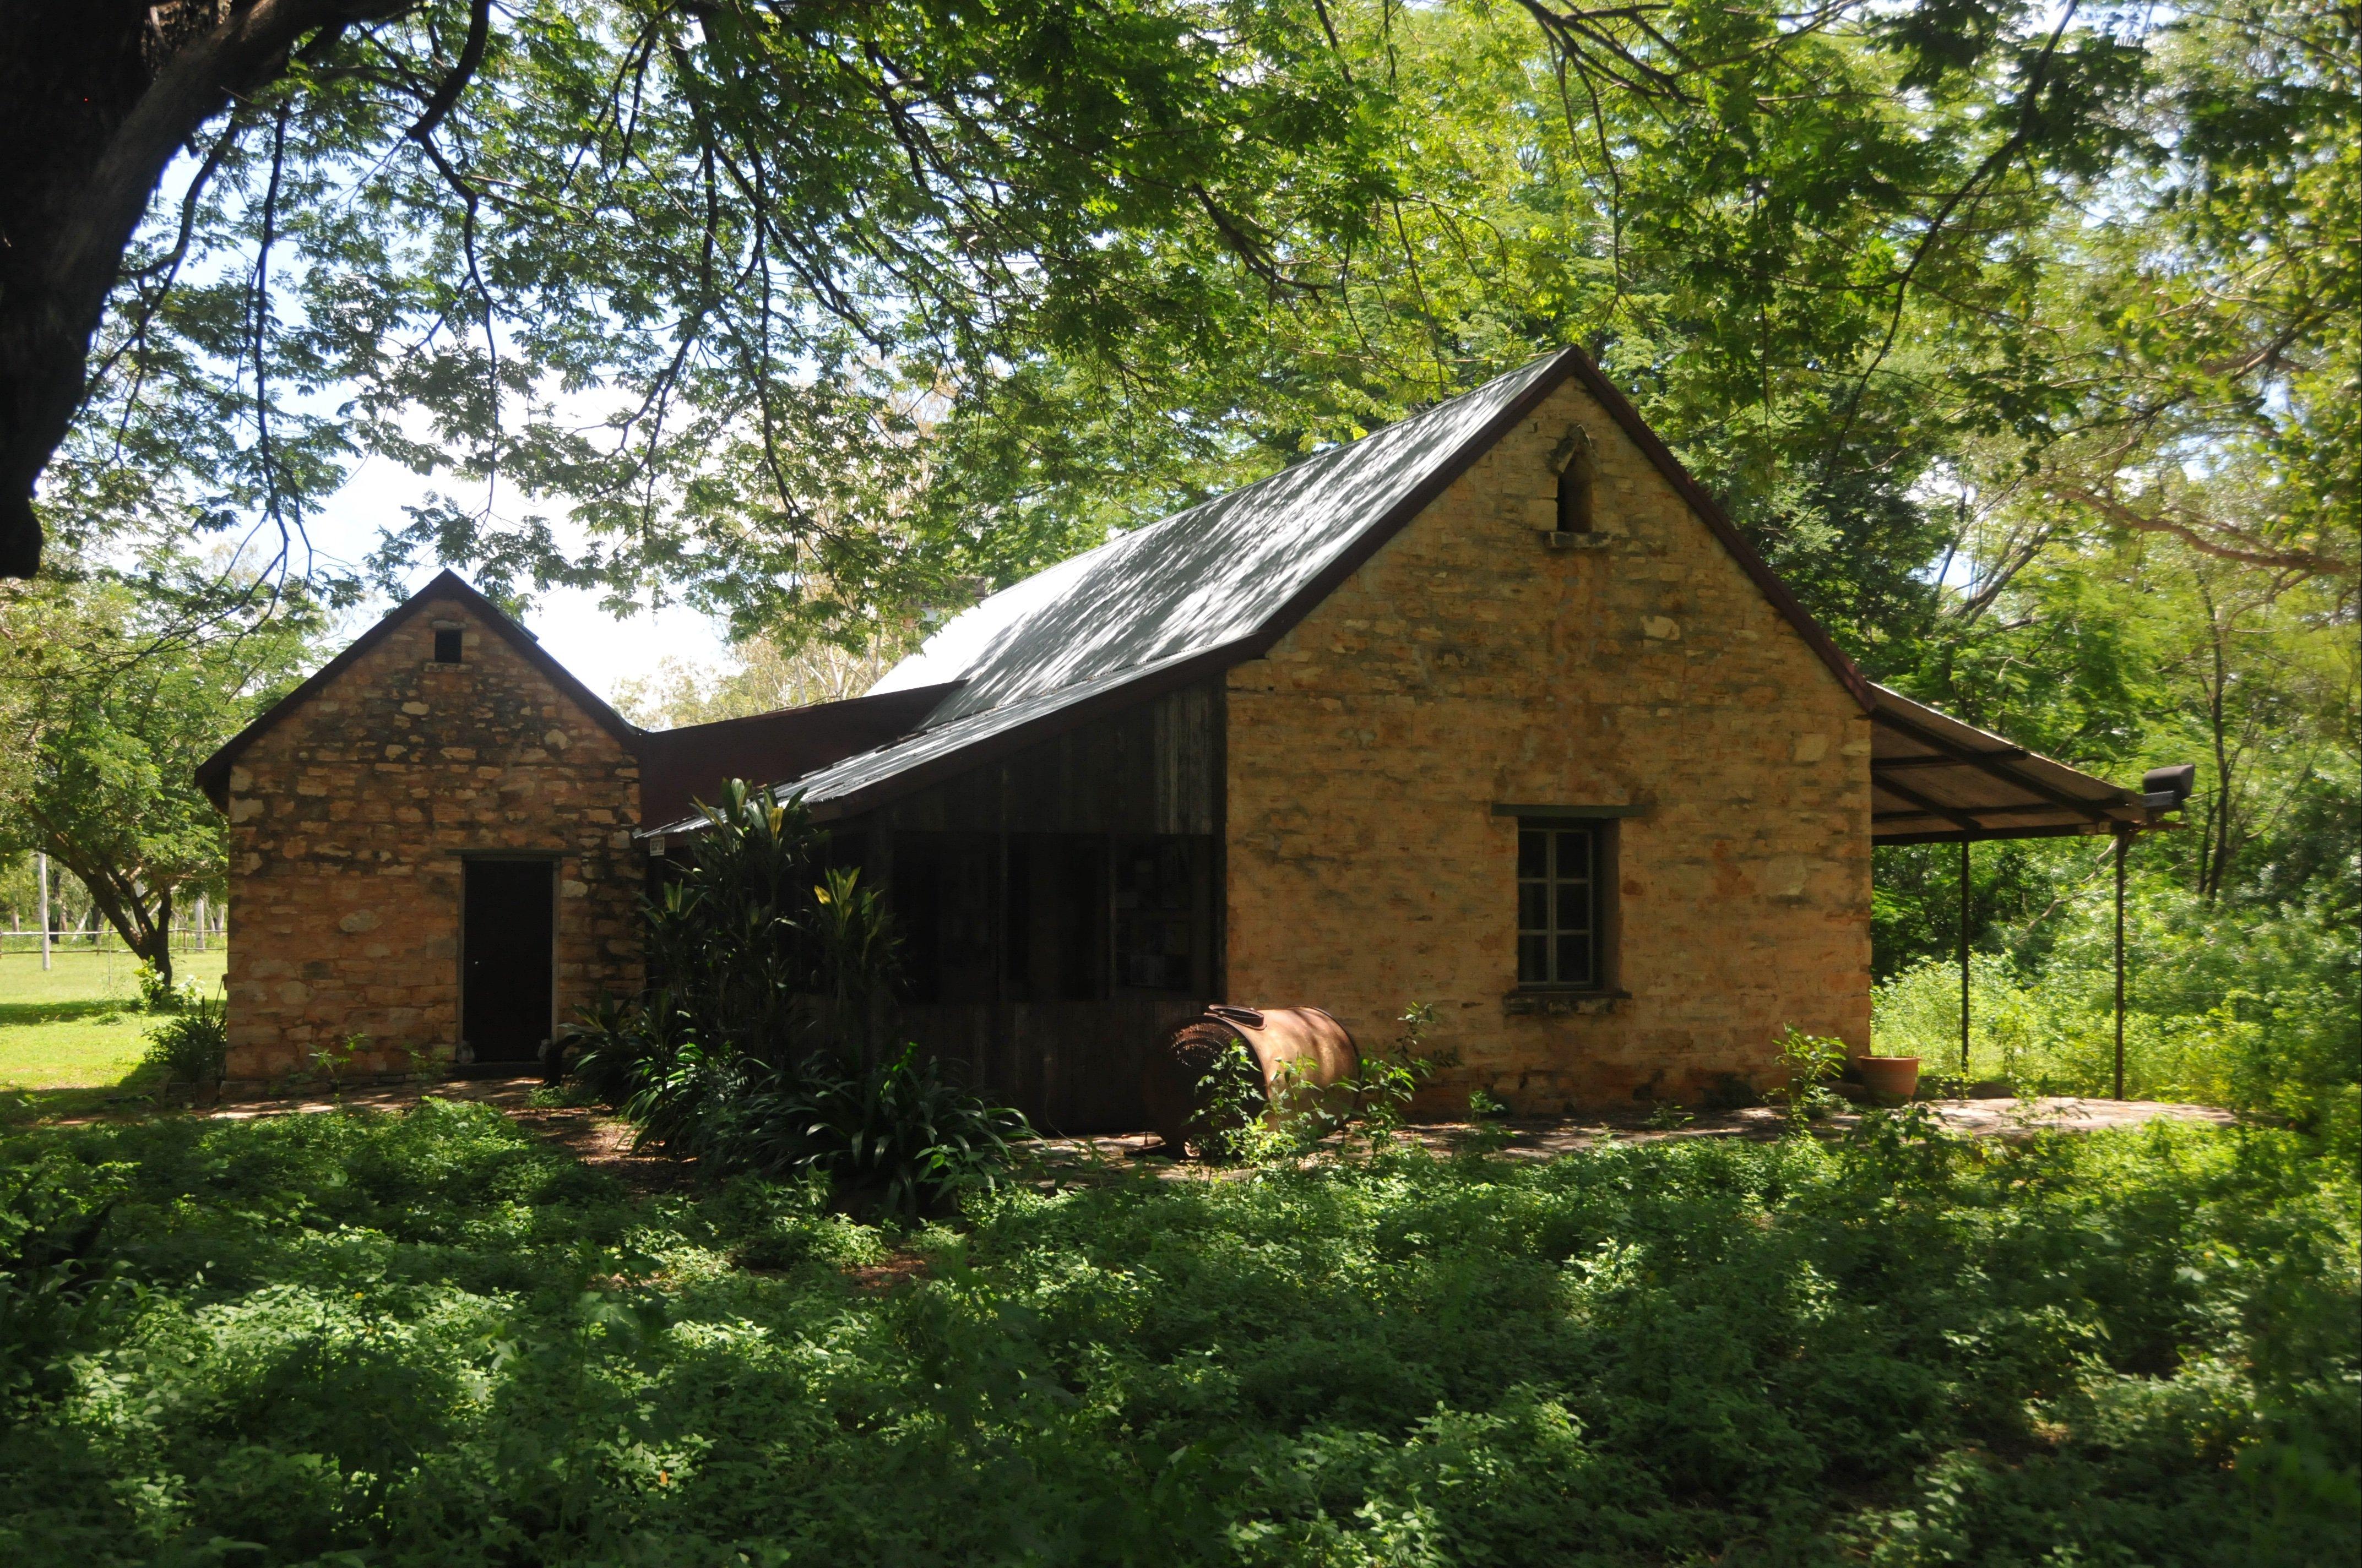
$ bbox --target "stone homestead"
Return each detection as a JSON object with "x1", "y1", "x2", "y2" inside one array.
[{"x1": 200, "y1": 349, "x2": 2159, "y2": 1120}]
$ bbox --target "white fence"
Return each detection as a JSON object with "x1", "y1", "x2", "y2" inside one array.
[{"x1": 0, "y1": 927, "x2": 224, "y2": 957}]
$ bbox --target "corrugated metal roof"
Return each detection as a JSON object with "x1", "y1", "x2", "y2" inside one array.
[
  {"x1": 636, "y1": 683, "x2": 959, "y2": 830},
  {"x1": 872, "y1": 351, "x2": 1576, "y2": 723},
  {"x1": 724, "y1": 350, "x2": 1592, "y2": 825}
]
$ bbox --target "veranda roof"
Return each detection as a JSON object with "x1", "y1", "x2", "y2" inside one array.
[{"x1": 1868, "y1": 685, "x2": 2154, "y2": 843}]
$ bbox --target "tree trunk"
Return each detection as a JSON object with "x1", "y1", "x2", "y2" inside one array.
[
  {"x1": 43, "y1": 840, "x2": 177, "y2": 987},
  {"x1": 143, "y1": 886, "x2": 177, "y2": 987},
  {"x1": 0, "y1": 1, "x2": 408, "y2": 576}
]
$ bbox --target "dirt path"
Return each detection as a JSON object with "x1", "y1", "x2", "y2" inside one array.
[
  {"x1": 151, "y1": 1079, "x2": 2241, "y2": 1196},
  {"x1": 1026, "y1": 1097, "x2": 2242, "y2": 1180}
]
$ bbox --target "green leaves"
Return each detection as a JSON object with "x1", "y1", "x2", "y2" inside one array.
[{"x1": 0, "y1": 563, "x2": 328, "y2": 982}]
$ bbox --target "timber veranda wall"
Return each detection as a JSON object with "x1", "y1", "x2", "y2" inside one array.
[
  {"x1": 1222, "y1": 379, "x2": 1873, "y2": 1112},
  {"x1": 220, "y1": 596, "x2": 643, "y2": 1080}
]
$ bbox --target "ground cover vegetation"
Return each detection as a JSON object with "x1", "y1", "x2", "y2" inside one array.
[{"x1": 0, "y1": 1100, "x2": 2353, "y2": 1565}]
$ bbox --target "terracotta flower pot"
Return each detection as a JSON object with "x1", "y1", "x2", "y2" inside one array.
[{"x1": 1856, "y1": 1055, "x2": 1921, "y2": 1103}]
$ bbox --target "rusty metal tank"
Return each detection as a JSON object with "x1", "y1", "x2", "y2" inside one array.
[{"x1": 1142, "y1": 1004, "x2": 1359, "y2": 1157}]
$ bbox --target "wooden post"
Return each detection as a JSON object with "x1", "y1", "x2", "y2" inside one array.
[
  {"x1": 36, "y1": 851, "x2": 50, "y2": 971},
  {"x1": 1958, "y1": 836, "x2": 1970, "y2": 1073},
  {"x1": 2114, "y1": 826, "x2": 2129, "y2": 1100}
]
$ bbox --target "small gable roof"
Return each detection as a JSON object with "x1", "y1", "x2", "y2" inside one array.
[
  {"x1": 708, "y1": 346, "x2": 1872, "y2": 827},
  {"x1": 636, "y1": 683, "x2": 962, "y2": 831},
  {"x1": 194, "y1": 571, "x2": 639, "y2": 809}
]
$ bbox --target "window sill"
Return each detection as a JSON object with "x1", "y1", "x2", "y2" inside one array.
[
  {"x1": 1539, "y1": 530, "x2": 1614, "y2": 552},
  {"x1": 1503, "y1": 988, "x2": 1629, "y2": 1017}
]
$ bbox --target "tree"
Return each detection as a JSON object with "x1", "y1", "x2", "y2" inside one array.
[
  {"x1": 613, "y1": 631, "x2": 903, "y2": 729},
  {"x1": 4, "y1": 2, "x2": 2205, "y2": 647},
  {"x1": 0, "y1": 562, "x2": 325, "y2": 983},
  {"x1": 2, "y1": 0, "x2": 1398, "y2": 611}
]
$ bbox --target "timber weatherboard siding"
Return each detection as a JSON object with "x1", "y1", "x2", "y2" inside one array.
[
  {"x1": 1221, "y1": 379, "x2": 1874, "y2": 1110},
  {"x1": 220, "y1": 594, "x2": 643, "y2": 1081}
]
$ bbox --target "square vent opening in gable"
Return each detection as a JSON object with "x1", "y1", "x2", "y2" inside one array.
[{"x1": 433, "y1": 628, "x2": 464, "y2": 663}]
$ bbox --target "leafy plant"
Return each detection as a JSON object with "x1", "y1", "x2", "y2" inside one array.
[
  {"x1": 1340, "y1": 1001, "x2": 1456, "y2": 1153},
  {"x1": 725, "y1": 1046, "x2": 1031, "y2": 1216},
  {"x1": 1186, "y1": 1036, "x2": 1294, "y2": 1165},
  {"x1": 307, "y1": 1033, "x2": 366, "y2": 1098},
  {"x1": 1459, "y1": 1090, "x2": 1517, "y2": 1155},
  {"x1": 139, "y1": 990, "x2": 226, "y2": 1087},
  {"x1": 575, "y1": 780, "x2": 1024, "y2": 1208},
  {"x1": 131, "y1": 960, "x2": 178, "y2": 1014},
  {"x1": 1187, "y1": 1003, "x2": 1457, "y2": 1165},
  {"x1": 1767, "y1": 1025, "x2": 1849, "y2": 1129}
]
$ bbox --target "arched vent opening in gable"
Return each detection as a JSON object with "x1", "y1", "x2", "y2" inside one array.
[{"x1": 1552, "y1": 427, "x2": 1597, "y2": 536}]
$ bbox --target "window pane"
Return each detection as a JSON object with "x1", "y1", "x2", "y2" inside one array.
[
  {"x1": 1518, "y1": 935, "x2": 1549, "y2": 984},
  {"x1": 1518, "y1": 831, "x2": 1547, "y2": 879},
  {"x1": 1555, "y1": 829, "x2": 1590, "y2": 879},
  {"x1": 1518, "y1": 883, "x2": 1548, "y2": 930},
  {"x1": 1555, "y1": 881, "x2": 1589, "y2": 932},
  {"x1": 1556, "y1": 934, "x2": 1593, "y2": 986}
]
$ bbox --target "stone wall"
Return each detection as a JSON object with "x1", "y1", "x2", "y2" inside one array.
[
  {"x1": 1223, "y1": 380, "x2": 1872, "y2": 1111},
  {"x1": 221, "y1": 595, "x2": 643, "y2": 1080}
]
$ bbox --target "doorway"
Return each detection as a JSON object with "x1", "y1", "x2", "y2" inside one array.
[{"x1": 462, "y1": 858, "x2": 555, "y2": 1065}]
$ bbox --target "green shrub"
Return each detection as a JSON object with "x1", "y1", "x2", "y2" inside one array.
[
  {"x1": 722, "y1": 1045, "x2": 1031, "y2": 1214},
  {"x1": 139, "y1": 990, "x2": 227, "y2": 1086},
  {"x1": 575, "y1": 780, "x2": 1027, "y2": 1206},
  {"x1": 131, "y1": 959, "x2": 179, "y2": 1014},
  {"x1": 1187, "y1": 1003, "x2": 1449, "y2": 1164},
  {"x1": 1766, "y1": 1024, "x2": 1848, "y2": 1126},
  {"x1": 1874, "y1": 885, "x2": 2359, "y2": 1129}
]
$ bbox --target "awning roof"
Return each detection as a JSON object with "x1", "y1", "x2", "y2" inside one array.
[{"x1": 1870, "y1": 684, "x2": 2156, "y2": 842}]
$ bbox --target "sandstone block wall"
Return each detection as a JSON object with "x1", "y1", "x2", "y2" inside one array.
[
  {"x1": 221, "y1": 596, "x2": 643, "y2": 1080},
  {"x1": 1223, "y1": 380, "x2": 1872, "y2": 1111}
]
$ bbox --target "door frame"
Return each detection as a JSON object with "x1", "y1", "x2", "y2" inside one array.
[{"x1": 456, "y1": 851, "x2": 561, "y2": 1068}]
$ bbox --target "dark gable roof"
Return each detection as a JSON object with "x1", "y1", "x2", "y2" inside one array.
[
  {"x1": 194, "y1": 571, "x2": 640, "y2": 810},
  {"x1": 756, "y1": 346, "x2": 1876, "y2": 825}
]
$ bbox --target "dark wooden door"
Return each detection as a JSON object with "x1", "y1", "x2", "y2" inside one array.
[{"x1": 462, "y1": 859, "x2": 554, "y2": 1063}]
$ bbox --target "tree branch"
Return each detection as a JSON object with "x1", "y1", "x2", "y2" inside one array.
[
  {"x1": 405, "y1": 0, "x2": 492, "y2": 144},
  {"x1": 2049, "y1": 482, "x2": 2356, "y2": 580}
]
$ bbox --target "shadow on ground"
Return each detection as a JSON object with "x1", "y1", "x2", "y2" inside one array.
[{"x1": 13, "y1": 1074, "x2": 2235, "y2": 1197}]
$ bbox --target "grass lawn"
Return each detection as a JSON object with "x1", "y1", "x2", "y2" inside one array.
[
  {"x1": 0, "y1": 1102, "x2": 2353, "y2": 1566},
  {"x1": 0, "y1": 949, "x2": 230, "y2": 1091}
]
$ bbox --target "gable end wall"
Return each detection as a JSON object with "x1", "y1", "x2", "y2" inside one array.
[
  {"x1": 1223, "y1": 380, "x2": 1872, "y2": 1108},
  {"x1": 221, "y1": 597, "x2": 643, "y2": 1079}
]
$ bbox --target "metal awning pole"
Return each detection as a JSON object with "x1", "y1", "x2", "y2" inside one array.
[
  {"x1": 2114, "y1": 826, "x2": 2129, "y2": 1099},
  {"x1": 1958, "y1": 836, "x2": 1970, "y2": 1072}
]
